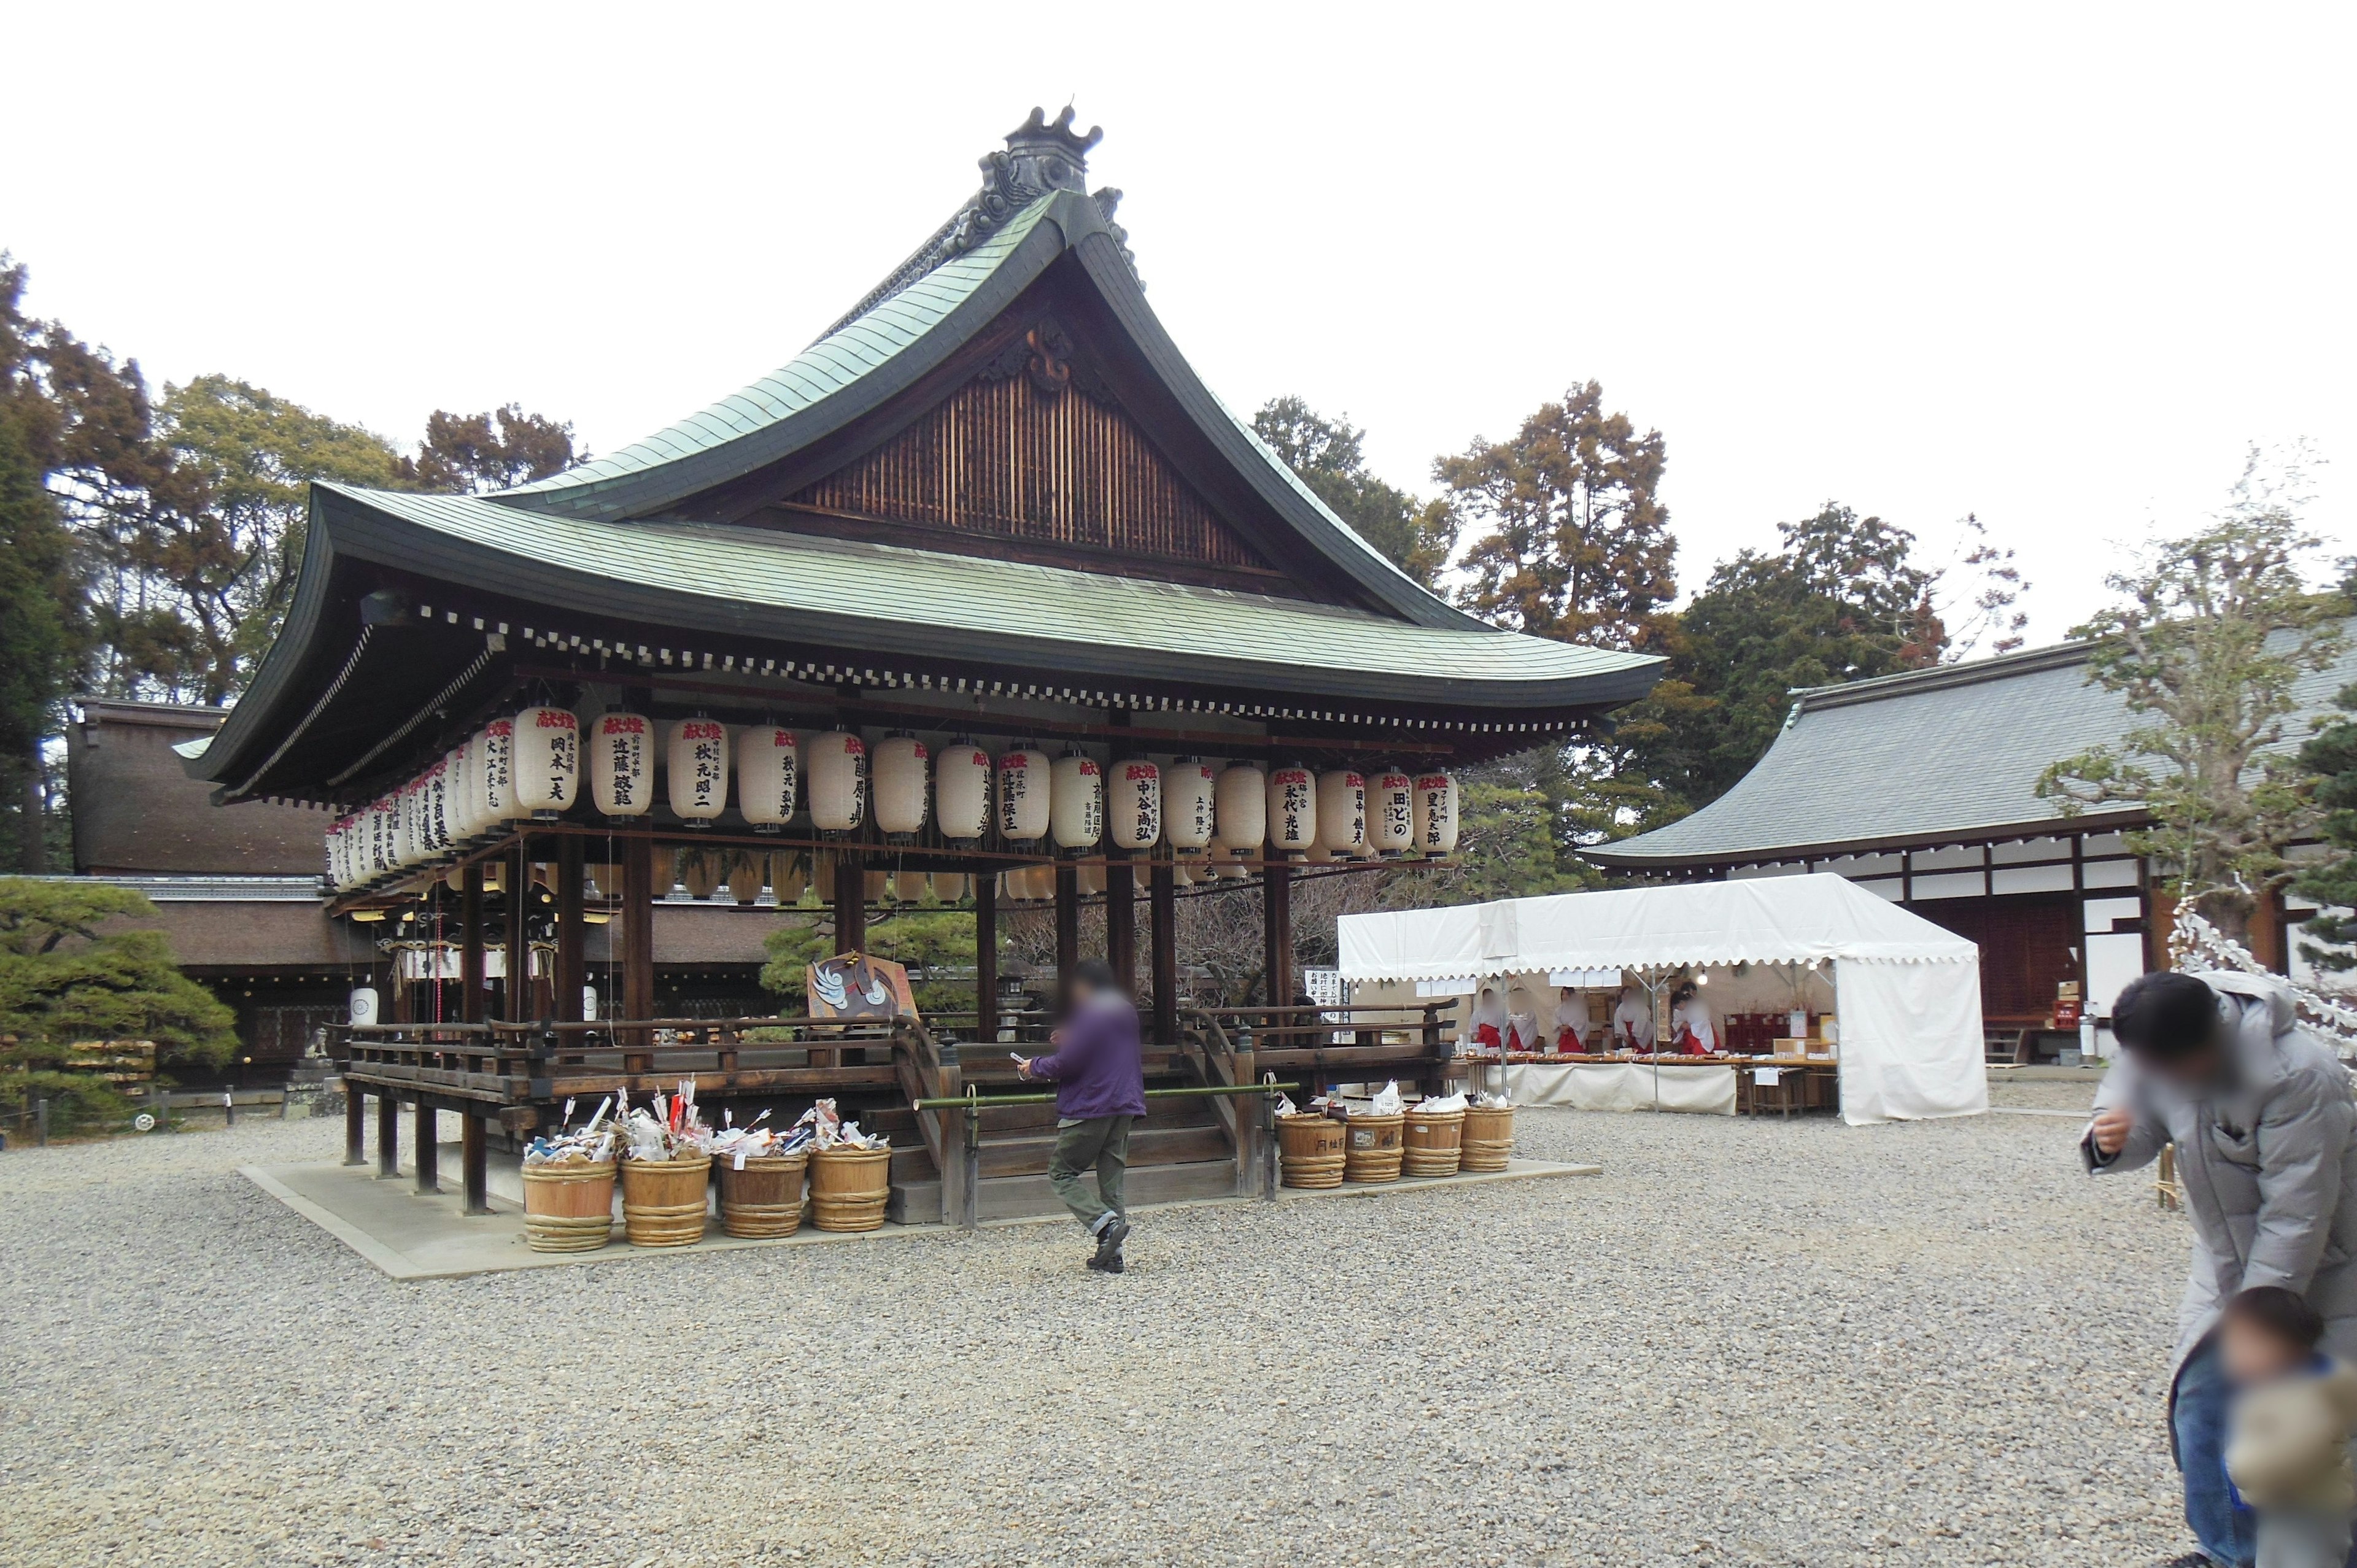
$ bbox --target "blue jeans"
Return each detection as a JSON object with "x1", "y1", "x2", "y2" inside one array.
[{"x1": 2176, "y1": 1337, "x2": 2256, "y2": 1568}]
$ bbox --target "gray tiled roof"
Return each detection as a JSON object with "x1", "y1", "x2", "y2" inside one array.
[{"x1": 1586, "y1": 628, "x2": 2357, "y2": 867}]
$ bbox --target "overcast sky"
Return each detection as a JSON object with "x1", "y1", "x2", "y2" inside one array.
[{"x1": 7, "y1": 3, "x2": 2350, "y2": 646}]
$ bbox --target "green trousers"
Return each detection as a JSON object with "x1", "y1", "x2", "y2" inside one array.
[{"x1": 1047, "y1": 1114, "x2": 1132, "y2": 1228}]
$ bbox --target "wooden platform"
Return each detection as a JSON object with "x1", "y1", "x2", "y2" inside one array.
[{"x1": 241, "y1": 1154, "x2": 1600, "y2": 1281}]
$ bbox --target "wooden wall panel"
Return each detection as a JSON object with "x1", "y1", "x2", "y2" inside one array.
[{"x1": 790, "y1": 374, "x2": 1271, "y2": 571}]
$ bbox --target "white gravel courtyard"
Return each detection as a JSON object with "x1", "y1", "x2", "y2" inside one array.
[{"x1": 0, "y1": 1083, "x2": 2191, "y2": 1567}]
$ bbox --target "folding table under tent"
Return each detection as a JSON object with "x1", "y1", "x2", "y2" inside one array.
[{"x1": 1336, "y1": 874, "x2": 1989, "y2": 1126}]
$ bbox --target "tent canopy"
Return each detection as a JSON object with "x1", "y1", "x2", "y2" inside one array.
[{"x1": 1337, "y1": 874, "x2": 1976, "y2": 983}]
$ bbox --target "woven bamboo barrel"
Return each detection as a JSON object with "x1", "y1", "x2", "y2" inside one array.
[
  {"x1": 809, "y1": 1145, "x2": 892, "y2": 1232},
  {"x1": 1342, "y1": 1113, "x2": 1406, "y2": 1183},
  {"x1": 620, "y1": 1154, "x2": 711, "y2": 1247},
  {"x1": 1276, "y1": 1113, "x2": 1346, "y2": 1189},
  {"x1": 1461, "y1": 1104, "x2": 1515, "y2": 1172},
  {"x1": 717, "y1": 1153, "x2": 808, "y2": 1238},
  {"x1": 521, "y1": 1160, "x2": 615, "y2": 1253},
  {"x1": 1402, "y1": 1108, "x2": 1466, "y2": 1177}
]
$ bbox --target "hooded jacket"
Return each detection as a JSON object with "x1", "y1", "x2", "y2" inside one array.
[{"x1": 2085, "y1": 971, "x2": 2357, "y2": 1373}]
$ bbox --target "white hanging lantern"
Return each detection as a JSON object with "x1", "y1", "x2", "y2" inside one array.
[
  {"x1": 894, "y1": 869, "x2": 929, "y2": 903},
  {"x1": 666, "y1": 718, "x2": 729, "y2": 823},
  {"x1": 875, "y1": 733, "x2": 929, "y2": 836},
  {"x1": 366, "y1": 797, "x2": 392, "y2": 877},
  {"x1": 864, "y1": 869, "x2": 889, "y2": 904},
  {"x1": 737, "y1": 727, "x2": 798, "y2": 830},
  {"x1": 807, "y1": 730, "x2": 867, "y2": 832},
  {"x1": 933, "y1": 872, "x2": 969, "y2": 902},
  {"x1": 1164, "y1": 759, "x2": 1215, "y2": 851},
  {"x1": 420, "y1": 759, "x2": 453, "y2": 857},
  {"x1": 1266, "y1": 766, "x2": 1318, "y2": 859},
  {"x1": 678, "y1": 849, "x2": 721, "y2": 900},
  {"x1": 1369, "y1": 768, "x2": 1415, "y2": 856},
  {"x1": 1109, "y1": 759, "x2": 1161, "y2": 852},
  {"x1": 1316, "y1": 769, "x2": 1367, "y2": 855},
  {"x1": 393, "y1": 779, "x2": 419, "y2": 867},
  {"x1": 511, "y1": 706, "x2": 579, "y2": 818},
  {"x1": 1078, "y1": 862, "x2": 1107, "y2": 897},
  {"x1": 771, "y1": 852, "x2": 810, "y2": 905},
  {"x1": 475, "y1": 720, "x2": 516, "y2": 827},
  {"x1": 727, "y1": 857, "x2": 764, "y2": 905},
  {"x1": 1171, "y1": 857, "x2": 1196, "y2": 888},
  {"x1": 935, "y1": 740, "x2": 991, "y2": 841},
  {"x1": 1213, "y1": 764, "x2": 1266, "y2": 862},
  {"x1": 1020, "y1": 863, "x2": 1056, "y2": 902},
  {"x1": 1415, "y1": 773, "x2": 1461, "y2": 854},
  {"x1": 1050, "y1": 751, "x2": 1103, "y2": 851},
  {"x1": 996, "y1": 746, "x2": 1051, "y2": 841},
  {"x1": 589, "y1": 711, "x2": 652, "y2": 817},
  {"x1": 451, "y1": 739, "x2": 484, "y2": 842}
]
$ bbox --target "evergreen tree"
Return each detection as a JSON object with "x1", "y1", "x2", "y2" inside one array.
[
  {"x1": 400, "y1": 404, "x2": 580, "y2": 493},
  {"x1": 1251, "y1": 396, "x2": 1454, "y2": 586}
]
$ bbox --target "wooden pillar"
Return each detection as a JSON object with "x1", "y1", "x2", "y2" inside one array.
[
  {"x1": 834, "y1": 851, "x2": 867, "y2": 957},
  {"x1": 412, "y1": 1101, "x2": 439, "y2": 1193},
  {"x1": 460, "y1": 863, "x2": 485, "y2": 1023},
  {"x1": 1263, "y1": 862, "x2": 1294, "y2": 1013},
  {"x1": 555, "y1": 836, "x2": 585, "y2": 1022},
  {"x1": 344, "y1": 1089, "x2": 367, "y2": 1166},
  {"x1": 461, "y1": 1113, "x2": 490, "y2": 1216},
  {"x1": 506, "y1": 835, "x2": 533, "y2": 1021},
  {"x1": 1105, "y1": 860, "x2": 1137, "y2": 997},
  {"x1": 1055, "y1": 862, "x2": 1080, "y2": 1011},
  {"x1": 621, "y1": 833, "x2": 656, "y2": 1068},
  {"x1": 1150, "y1": 859, "x2": 1178, "y2": 1046},
  {"x1": 375, "y1": 1092, "x2": 400, "y2": 1178},
  {"x1": 975, "y1": 873, "x2": 999, "y2": 1045}
]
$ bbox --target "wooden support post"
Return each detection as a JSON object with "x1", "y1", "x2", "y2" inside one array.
[
  {"x1": 1055, "y1": 862, "x2": 1080, "y2": 1011},
  {"x1": 376, "y1": 1092, "x2": 400, "y2": 1178},
  {"x1": 344, "y1": 1089, "x2": 366, "y2": 1166},
  {"x1": 834, "y1": 851, "x2": 867, "y2": 957},
  {"x1": 461, "y1": 1113, "x2": 490, "y2": 1216},
  {"x1": 622, "y1": 833, "x2": 655, "y2": 1067},
  {"x1": 1150, "y1": 859, "x2": 1178, "y2": 1047},
  {"x1": 975, "y1": 873, "x2": 999, "y2": 1045},
  {"x1": 1263, "y1": 861, "x2": 1295, "y2": 1018},
  {"x1": 460, "y1": 862, "x2": 485, "y2": 1023},
  {"x1": 1105, "y1": 859, "x2": 1137, "y2": 998},
  {"x1": 413, "y1": 1100, "x2": 439, "y2": 1194},
  {"x1": 555, "y1": 836, "x2": 585, "y2": 1022},
  {"x1": 507, "y1": 835, "x2": 533, "y2": 1021}
]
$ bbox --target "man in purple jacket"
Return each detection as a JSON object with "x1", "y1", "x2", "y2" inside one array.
[{"x1": 1016, "y1": 959, "x2": 1147, "y2": 1273}]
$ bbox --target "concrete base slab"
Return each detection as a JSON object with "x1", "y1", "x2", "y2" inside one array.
[{"x1": 242, "y1": 1156, "x2": 1598, "y2": 1281}]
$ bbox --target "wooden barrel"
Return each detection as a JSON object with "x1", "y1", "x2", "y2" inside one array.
[
  {"x1": 1341, "y1": 1113, "x2": 1406, "y2": 1183},
  {"x1": 1403, "y1": 1108, "x2": 1466, "y2": 1177},
  {"x1": 1461, "y1": 1104, "x2": 1515, "y2": 1171},
  {"x1": 809, "y1": 1145, "x2": 892, "y2": 1232},
  {"x1": 1276, "y1": 1113, "x2": 1346, "y2": 1189},
  {"x1": 621, "y1": 1154, "x2": 711, "y2": 1247},
  {"x1": 717, "y1": 1153, "x2": 808, "y2": 1238},
  {"x1": 521, "y1": 1159, "x2": 614, "y2": 1253}
]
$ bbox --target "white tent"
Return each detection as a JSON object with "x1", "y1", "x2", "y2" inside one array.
[{"x1": 1337, "y1": 875, "x2": 1987, "y2": 1125}]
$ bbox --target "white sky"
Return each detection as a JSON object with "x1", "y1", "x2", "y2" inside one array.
[{"x1": 6, "y1": 2, "x2": 2351, "y2": 646}]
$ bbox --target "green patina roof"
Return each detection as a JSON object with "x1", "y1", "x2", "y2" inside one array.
[{"x1": 317, "y1": 484, "x2": 1658, "y2": 703}]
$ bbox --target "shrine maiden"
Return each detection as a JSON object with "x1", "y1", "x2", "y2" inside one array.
[
  {"x1": 1670, "y1": 984, "x2": 1716, "y2": 1055},
  {"x1": 1611, "y1": 987, "x2": 1655, "y2": 1051},
  {"x1": 1554, "y1": 988, "x2": 1593, "y2": 1052},
  {"x1": 1468, "y1": 986, "x2": 1509, "y2": 1052}
]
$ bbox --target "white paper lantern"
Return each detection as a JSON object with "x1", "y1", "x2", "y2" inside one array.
[
  {"x1": 420, "y1": 759, "x2": 452, "y2": 856},
  {"x1": 864, "y1": 869, "x2": 889, "y2": 904},
  {"x1": 1266, "y1": 766, "x2": 1318, "y2": 857},
  {"x1": 365, "y1": 797, "x2": 390, "y2": 876},
  {"x1": 807, "y1": 730, "x2": 867, "y2": 832},
  {"x1": 1109, "y1": 759, "x2": 1161, "y2": 852},
  {"x1": 1213, "y1": 764, "x2": 1266, "y2": 860},
  {"x1": 1078, "y1": 862, "x2": 1106, "y2": 897},
  {"x1": 932, "y1": 872, "x2": 969, "y2": 902},
  {"x1": 1050, "y1": 752, "x2": 1103, "y2": 850},
  {"x1": 349, "y1": 986, "x2": 381, "y2": 1027},
  {"x1": 875, "y1": 733, "x2": 929, "y2": 836},
  {"x1": 589, "y1": 711, "x2": 652, "y2": 817},
  {"x1": 771, "y1": 852, "x2": 810, "y2": 905},
  {"x1": 665, "y1": 718, "x2": 729, "y2": 822},
  {"x1": 733, "y1": 727, "x2": 797, "y2": 828},
  {"x1": 1369, "y1": 768, "x2": 1415, "y2": 855},
  {"x1": 1316, "y1": 770, "x2": 1367, "y2": 854},
  {"x1": 447, "y1": 739, "x2": 481, "y2": 841},
  {"x1": 1415, "y1": 773, "x2": 1461, "y2": 854},
  {"x1": 511, "y1": 706, "x2": 579, "y2": 817},
  {"x1": 475, "y1": 720, "x2": 516, "y2": 827},
  {"x1": 728, "y1": 857, "x2": 764, "y2": 905},
  {"x1": 1171, "y1": 857, "x2": 1196, "y2": 888},
  {"x1": 1019, "y1": 863, "x2": 1056, "y2": 902},
  {"x1": 1163, "y1": 759, "x2": 1216, "y2": 850},
  {"x1": 393, "y1": 779, "x2": 419, "y2": 867},
  {"x1": 935, "y1": 741, "x2": 991, "y2": 841},
  {"x1": 996, "y1": 746, "x2": 1050, "y2": 841},
  {"x1": 893, "y1": 869, "x2": 929, "y2": 902}
]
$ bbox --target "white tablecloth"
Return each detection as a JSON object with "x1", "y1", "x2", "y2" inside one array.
[{"x1": 1491, "y1": 1062, "x2": 1737, "y2": 1116}]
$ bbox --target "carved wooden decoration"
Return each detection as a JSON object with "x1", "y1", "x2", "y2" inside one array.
[{"x1": 787, "y1": 366, "x2": 1272, "y2": 573}]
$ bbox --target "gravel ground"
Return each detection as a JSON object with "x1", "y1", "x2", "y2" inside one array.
[{"x1": 0, "y1": 1101, "x2": 2193, "y2": 1567}]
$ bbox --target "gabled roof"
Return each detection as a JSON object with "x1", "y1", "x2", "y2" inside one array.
[{"x1": 1585, "y1": 629, "x2": 2357, "y2": 869}]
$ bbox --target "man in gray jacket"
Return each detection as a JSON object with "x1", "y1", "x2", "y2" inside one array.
[{"x1": 2084, "y1": 970, "x2": 2357, "y2": 1568}]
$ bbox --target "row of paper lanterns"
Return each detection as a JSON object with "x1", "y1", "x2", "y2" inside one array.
[{"x1": 325, "y1": 707, "x2": 1458, "y2": 890}]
